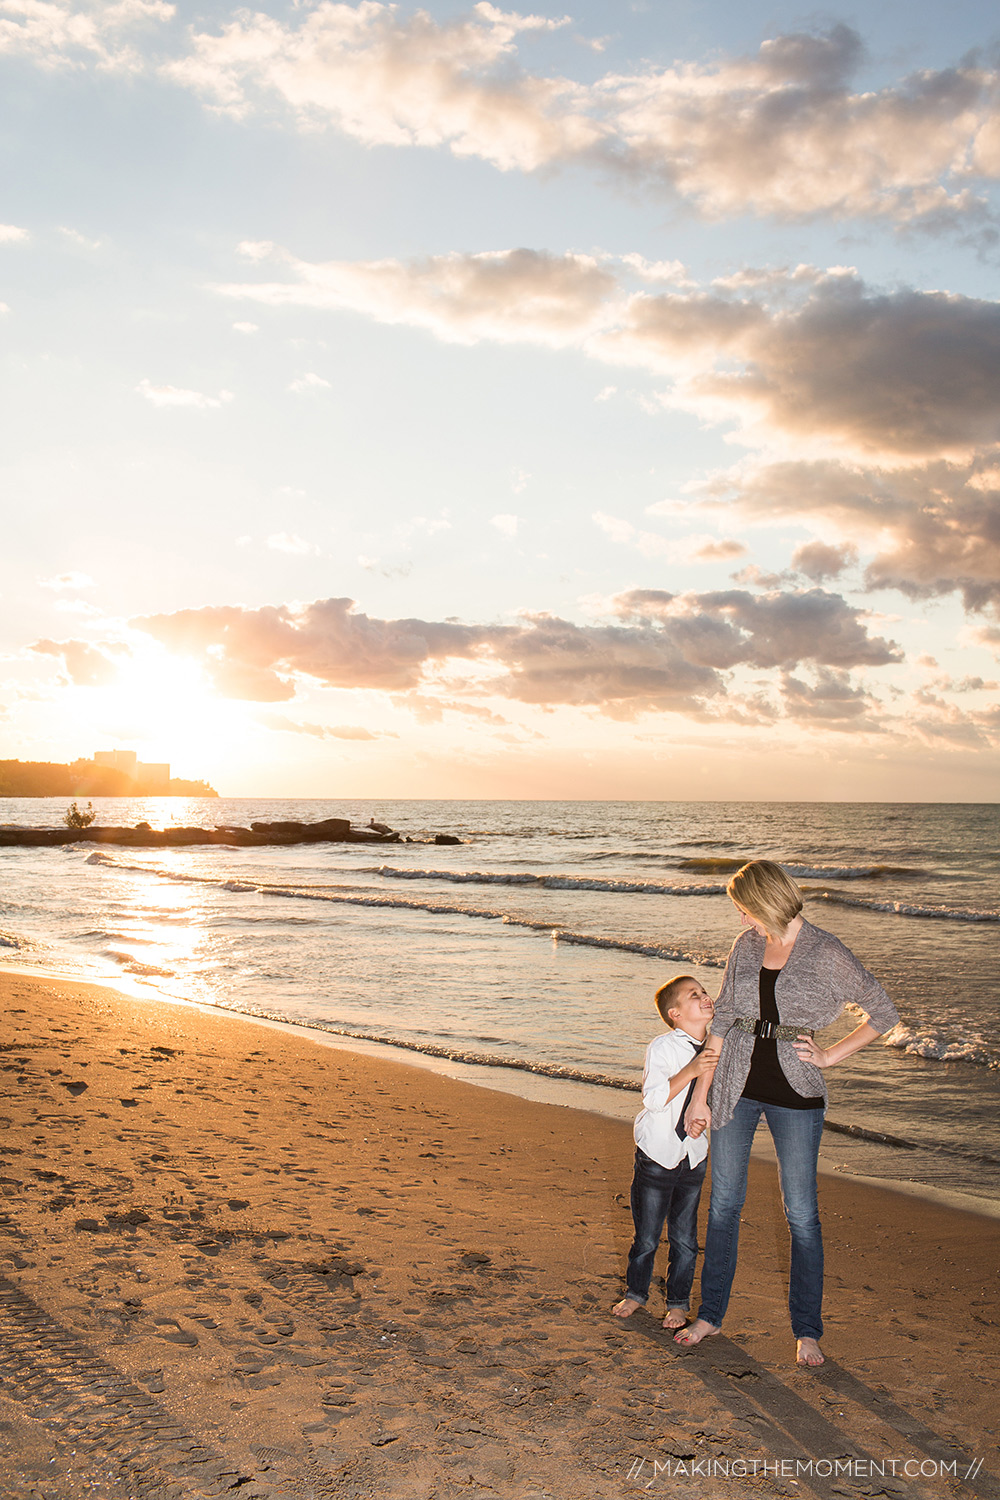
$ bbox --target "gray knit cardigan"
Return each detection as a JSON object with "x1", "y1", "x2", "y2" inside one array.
[{"x1": 707, "y1": 919, "x2": 900, "y2": 1129}]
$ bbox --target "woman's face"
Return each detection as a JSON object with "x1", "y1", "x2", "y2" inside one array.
[{"x1": 733, "y1": 901, "x2": 770, "y2": 939}]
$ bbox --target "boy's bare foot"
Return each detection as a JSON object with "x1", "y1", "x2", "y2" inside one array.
[
  {"x1": 662, "y1": 1307, "x2": 688, "y2": 1330},
  {"x1": 611, "y1": 1297, "x2": 643, "y2": 1318},
  {"x1": 673, "y1": 1318, "x2": 720, "y2": 1346},
  {"x1": 796, "y1": 1338, "x2": 825, "y2": 1366}
]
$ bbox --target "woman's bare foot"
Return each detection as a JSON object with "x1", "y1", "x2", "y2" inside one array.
[
  {"x1": 662, "y1": 1307, "x2": 688, "y2": 1330},
  {"x1": 796, "y1": 1337, "x2": 825, "y2": 1366},
  {"x1": 673, "y1": 1318, "x2": 720, "y2": 1346},
  {"x1": 611, "y1": 1297, "x2": 643, "y2": 1319}
]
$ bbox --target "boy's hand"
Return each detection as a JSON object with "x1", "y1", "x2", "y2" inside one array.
[
  {"x1": 693, "y1": 1051, "x2": 716, "y2": 1075},
  {"x1": 685, "y1": 1102, "x2": 711, "y2": 1138}
]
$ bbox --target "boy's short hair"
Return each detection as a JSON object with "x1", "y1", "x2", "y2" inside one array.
[{"x1": 655, "y1": 975, "x2": 695, "y2": 1026}]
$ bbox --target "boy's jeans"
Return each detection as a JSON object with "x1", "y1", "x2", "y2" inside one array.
[
  {"x1": 696, "y1": 1097, "x2": 825, "y2": 1339},
  {"x1": 625, "y1": 1146, "x2": 707, "y2": 1308}
]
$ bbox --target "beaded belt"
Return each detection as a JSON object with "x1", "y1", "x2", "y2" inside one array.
[{"x1": 732, "y1": 1016, "x2": 813, "y2": 1041}]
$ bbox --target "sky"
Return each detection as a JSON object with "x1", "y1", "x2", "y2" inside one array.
[{"x1": 2, "y1": 0, "x2": 1000, "y2": 800}]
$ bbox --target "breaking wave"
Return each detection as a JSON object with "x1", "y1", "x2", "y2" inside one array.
[
  {"x1": 812, "y1": 891, "x2": 999, "y2": 923},
  {"x1": 883, "y1": 1023, "x2": 999, "y2": 1070},
  {"x1": 369, "y1": 866, "x2": 725, "y2": 897}
]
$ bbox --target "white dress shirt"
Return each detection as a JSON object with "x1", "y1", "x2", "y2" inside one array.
[{"x1": 633, "y1": 1027, "x2": 710, "y2": 1171}]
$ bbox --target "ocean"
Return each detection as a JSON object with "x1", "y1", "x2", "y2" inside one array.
[{"x1": 2, "y1": 798, "x2": 999, "y2": 1208}]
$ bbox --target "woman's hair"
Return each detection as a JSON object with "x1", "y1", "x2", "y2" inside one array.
[{"x1": 727, "y1": 860, "x2": 803, "y2": 936}]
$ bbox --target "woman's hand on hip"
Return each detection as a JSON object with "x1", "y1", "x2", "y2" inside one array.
[{"x1": 793, "y1": 1034, "x2": 832, "y2": 1068}]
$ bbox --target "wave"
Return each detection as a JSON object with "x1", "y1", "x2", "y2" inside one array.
[
  {"x1": 883, "y1": 1023, "x2": 999, "y2": 1071},
  {"x1": 101, "y1": 949, "x2": 177, "y2": 978},
  {"x1": 79, "y1": 853, "x2": 726, "y2": 969},
  {"x1": 369, "y1": 859, "x2": 930, "y2": 892},
  {"x1": 678, "y1": 857, "x2": 746, "y2": 873},
  {"x1": 259, "y1": 883, "x2": 727, "y2": 967},
  {"x1": 370, "y1": 866, "x2": 726, "y2": 897},
  {"x1": 788, "y1": 863, "x2": 927, "y2": 880},
  {"x1": 679, "y1": 858, "x2": 926, "y2": 879},
  {"x1": 813, "y1": 891, "x2": 999, "y2": 923},
  {"x1": 820, "y1": 1117, "x2": 1000, "y2": 1164},
  {"x1": 0, "y1": 930, "x2": 27, "y2": 950}
]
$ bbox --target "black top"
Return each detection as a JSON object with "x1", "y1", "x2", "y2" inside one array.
[{"x1": 742, "y1": 967, "x2": 824, "y2": 1110}]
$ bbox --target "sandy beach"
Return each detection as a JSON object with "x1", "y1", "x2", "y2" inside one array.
[{"x1": 0, "y1": 971, "x2": 998, "y2": 1500}]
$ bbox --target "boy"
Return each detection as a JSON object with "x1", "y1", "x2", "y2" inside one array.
[{"x1": 612, "y1": 975, "x2": 715, "y2": 1329}]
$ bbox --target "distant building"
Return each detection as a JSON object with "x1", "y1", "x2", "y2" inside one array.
[{"x1": 93, "y1": 750, "x2": 170, "y2": 793}]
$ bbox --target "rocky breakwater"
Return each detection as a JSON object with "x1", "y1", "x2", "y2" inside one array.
[{"x1": 0, "y1": 817, "x2": 412, "y2": 848}]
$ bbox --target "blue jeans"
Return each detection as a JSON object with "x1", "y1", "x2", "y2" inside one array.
[
  {"x1": 697, "y1": 1098, "x2": 825, "y2": 1339},
  {"x1": 625, "y1": 1147, "x2": 707, "y2": 1308}
]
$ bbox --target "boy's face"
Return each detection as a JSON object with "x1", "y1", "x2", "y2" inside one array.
[{"x1": 668, "y1": 979, "x2": 715, "y2": 1031}]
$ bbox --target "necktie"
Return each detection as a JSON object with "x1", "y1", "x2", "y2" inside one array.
[{"x1": 676, "y1": 1039, "x2": 706, "y2": 1140}]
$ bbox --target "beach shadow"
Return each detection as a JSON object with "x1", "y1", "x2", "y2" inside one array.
[
  {"x1": 629, "y1": 1320, "x2": 1000, "y2": 1500},
  {"x1": 812, "y1": 1362, "x2": 1000, "y2": 1500}
]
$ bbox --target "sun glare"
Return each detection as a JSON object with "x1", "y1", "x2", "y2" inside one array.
[{"x1": 97, "y1": 640, "x2": 247, "y2": 769}]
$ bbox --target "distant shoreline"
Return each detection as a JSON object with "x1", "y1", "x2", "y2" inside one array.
[{"x1": 0, "y1": 758, "x2": 216, "y2": 798}]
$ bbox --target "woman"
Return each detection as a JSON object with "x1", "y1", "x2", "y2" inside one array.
[{"x1": 674, "y1": 859, "x2": 899, "y2": 1366}]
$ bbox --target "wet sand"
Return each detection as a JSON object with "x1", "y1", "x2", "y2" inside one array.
[{"x1": 0, "y1": 970, "x2": 998, "y2": 1500}]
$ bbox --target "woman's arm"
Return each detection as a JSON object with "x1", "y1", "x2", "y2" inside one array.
[{"x1": 793, "y1": 1021, "x2": 882, "y2": 1069}]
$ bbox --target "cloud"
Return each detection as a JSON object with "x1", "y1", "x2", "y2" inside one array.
[
  {"x1": 593, "y1": 513, "x2": 745, "y2": 564},
  {"x1": 0, "y1": 0, "x2": 174, "y2": 71},
  {"x1": 6, "y1": 9, "x2": 1000, "y2": 234},
  {"x1": 490, "y1": 513, "x2": 519, "y2": 537},
  {"x1": 695, "y1": 456, "x2": 1000, "y2": 611},
  {"x1": 158, "y1": 12, "x2": 1000, "y2": 233},
  {"x1": 130, "y1": 587, "x2": 900, "y2": 721},
  {"x1": 690, "y1": 538, "x2": 747, "y2": 563},
  {"x1": 791, "y1": 540, "x2": 857, "y2": 581},
  {"x1": 58, "y1": 225, "x2": 104, "y2": 249},
  {"x1": 974, "y1": 624, "x2": 1000, "y2": 658},
  {"x1": 593, "y1": 511, "x2": 672, "y2": 556},
  {"x1": 599, "y1": 25, "x2": 1000, "y2": 236},
  {"x1": 164, "y1": 2, "x2": 592, "y2": 173},
  {"x1": 905, "y1": 688, "x2": 999, "y2": 748},
  {"x1": 358, "y1": 556, "x2": 412, "y2": 579},
  {"x1": 0, "y1": 223, "x2": 28, "y2": 242},
  {"x1": 393, "y1": 694, "x2": 510, "y2": 725},
  {"x1": 266, "y1": 532, "x2": 317, "y2": 555},
  {"x1": 218, "y1": 252, "x2": 1000, "y2": 463},
  {"x1": 39, "y1": 571, "x2": 96, "y2": 590},
  {"x1": 779, "y1": 667, "x2": 879, "y2": 728},
  {"x1": 30, "y1": 637, "x2": 122, "y2": 686},
  {"x1": 259, "y1": 713, "x2": 395, "y2": 740},
  {"x1": 136, "y1": 379, "x2": 234, "y2": 409},
  {"x1": 220, "y1": 243, "x2": 619, "y2": 348},
  {"x1": 288, "y1": 371, "x2": 331, "y2": 393},
  {"x1": 613, "y1": 588, "x2": 901, "y2": 671}
]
